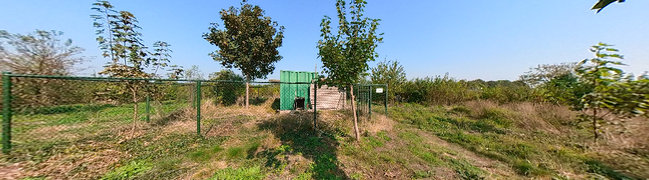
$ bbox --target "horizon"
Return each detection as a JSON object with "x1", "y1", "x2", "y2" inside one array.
[{"x1": 1, "y1": 0, "x2": 647, "y2": 81}]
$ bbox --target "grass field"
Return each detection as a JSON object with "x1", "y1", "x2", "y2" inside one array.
[{"x1": 0, "y1": 99, "x2": 647, "y2": 179}]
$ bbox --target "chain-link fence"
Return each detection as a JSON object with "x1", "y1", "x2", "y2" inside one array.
[
  {"x1": 0, "y1": 73, "x2": 326, "y2": 155},
  {"x1": 0, "y1": 72, "x2": 388, "y2": 178}
]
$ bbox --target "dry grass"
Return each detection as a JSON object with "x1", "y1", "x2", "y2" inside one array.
[
  {"x1": 363, "y1": 114, "x2": 395, "y2": 134},
  {"x1": 463, "y1": 100, "x2": 576, "y2": 134},
  {"x1": 461, "y1": 100, "x2": 649, "y2": 178},
  {"x1": 23, "y1": 142, "x2": 123, "y2": 180}
]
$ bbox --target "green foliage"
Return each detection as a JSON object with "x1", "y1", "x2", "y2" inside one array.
[
  {"x1": 592, "y1": 0, "x2": 625, "y2": 13},
  {"x1": 390, "y1": 104, "x2": 546, "y2": 176},
  {"x1": 203, "y1": 3, "x2": 284, "y2": 81},
  {"x1": 575, "y1": 43, "x2": 626, "y2": 140},
  {"x1": 607, "y1": 75, "x2": 649, "y2": 118},
  {"x1": 519, "y1": 63, "x2": 591, "y2": 106},
  {"x1": 541, "y1": 73, "x2": 591, "y2": 107},
  {"x1": 18, "y1": 104, "x2": 114, "y2": 115},
  {"x1": 188, "y1": 145, "x2": 223, "y2": 162},
  {"x1": 520, "y1": 63, "x2": 576, "y2": 87},
  {"x1": 91, "y1": 0, "x2": 179, "y2": 121},
  {"x1": 101, "y1": 160, "x2": 152, "y2": 180},
  {"x1": 370, "y1": 60, "x2": 406, "y2": 102},
  {"x1": 584, "y1": 159, "x2": 634, "y2": 180},
  {"x1": 317, "y1": 0, "x2": 383, "y2": 87},
  {"x1": 209, "y1": 69, "x2": 245, "y2": 106},
  {"x1": 317, "y1": 0, "x2": 383, "y2": 140},
  {"x1": 210, "y1": 166, "x2": 265, "y2": 180},
  {"x1": 396, "y1": 75, "x2": 538, "y2": 105}
]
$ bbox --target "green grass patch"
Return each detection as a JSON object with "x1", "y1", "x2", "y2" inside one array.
[
  {"x1": 102, "y1": 160, "x2": 153, "y2": 180},
  {"x1": 189, "y1": 145, "x2": 224, "y2": 162},
  {"x1": 210, "y1": 166, "x2": 265, "y2": 180},
  {"x1": 584, "y1": 160, "x2": 633, "y2": 180},
  {"x1": 19, "y1": 104, "x2": 116, "y2": 115}
]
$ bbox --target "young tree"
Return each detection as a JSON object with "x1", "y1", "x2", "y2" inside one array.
[
  {"x1": 575, "y1": 43, "x2": 625, "y2": 142},
  {"x1": 91, "y1": 1, "x2": 178, "y2": 126},
  {"x1": 0, "y1": 30, "x2": 84, "y2": 106},
  {"x1": 371, "y1": 60, "x2": 406, "y2": 103},
  {"x1": 203, "y1": 3, "x2": 284, "y2": 108},
  {"x1": 318, "y1": 0, "x2": 383, "y2": 140}
]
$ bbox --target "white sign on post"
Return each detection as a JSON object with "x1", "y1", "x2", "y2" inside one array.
[{"x1": 375, "y1": 88, "x2": 384, "y2": 93}]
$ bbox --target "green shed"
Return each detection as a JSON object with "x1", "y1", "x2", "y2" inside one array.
[{"x1": 279, "y1": 70, "x2": 316, "y2": 110}]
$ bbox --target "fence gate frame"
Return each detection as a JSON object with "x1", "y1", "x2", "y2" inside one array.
[{"x1": 354, "y1": 83, "x2": 388, "y2": 120}]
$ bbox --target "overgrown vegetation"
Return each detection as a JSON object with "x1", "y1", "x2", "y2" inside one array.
[
  {"x1": 5, "y1": 96, "x2": 646, "y2": 179},
  {"x1": 1, "y1": 0, "x2": 647, "y2": 179}
]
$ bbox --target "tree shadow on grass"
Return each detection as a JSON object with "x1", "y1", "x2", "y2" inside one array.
[{"x1": 258, "y1": 112, "x2": 349, "y2": 179}]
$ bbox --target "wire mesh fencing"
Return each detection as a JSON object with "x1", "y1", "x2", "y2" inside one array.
[
  {"x1": 0, "y1": 72, "x2": 388, "y2": 180},
  {"x1": 1, "y1": 74, "x2": 197, "y2": 159},
  {"x1": 354, "y1": 84, "x2": 389, "y2": 119},
  {"x1": 0, "y1": 73, "x2": 335, "y2": 157}
]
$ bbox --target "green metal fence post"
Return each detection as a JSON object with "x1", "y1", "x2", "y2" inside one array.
[
  {"x1": 368, "y1": 85, "x2": 372, "y2": 120},
  {"x1": 384, "y1": 84, "x2": 388, "y2": 115},
  {"x1": 145, "y1": 95, "x2": 150, "y2": 122},
  {"x1": 356, "y1": 84, "x2": 360, "y2": 116},
  {"x1": 313, "y1": 81, "x2": 317, "y2": 130},
  {"x1": 2, "y1": 72, "x2": 12, "y2": 154},
  {"x1": 196, "y1": 81, "x2": 201, "y2": 136}
]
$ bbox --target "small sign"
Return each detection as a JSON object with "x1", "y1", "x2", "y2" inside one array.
[{"x1": 375, "y1": 88, "x2": 384, "y2": 93}]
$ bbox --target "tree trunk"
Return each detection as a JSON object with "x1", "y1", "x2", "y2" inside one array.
[
  {"x1": 593, "y1": 108, "x2": 598, "y2": 143},
  {"x1": 350, "y1": 85, "x2": 360, "y2": 141},
  {"x1": 246, "y1": 82, "x2": 250, "y2": 108},
  {"x1": 131, "y1": 88, "x2": 138, "y2": 136}
]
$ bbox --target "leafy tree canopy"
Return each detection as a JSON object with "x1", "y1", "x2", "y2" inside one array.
[
  {"x1": 317, "y1": 0, "x2": 383, "y2": 87},
  {"x1": 203, "y1": 3, "x2": 284, "y2": 81}
]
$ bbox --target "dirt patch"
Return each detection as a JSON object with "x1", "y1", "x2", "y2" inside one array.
[{"x1": 0, "y1": 163, "x2": 25, "y2": 180}]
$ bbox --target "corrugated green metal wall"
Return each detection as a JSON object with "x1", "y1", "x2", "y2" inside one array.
[{"x1": 279, "y1": 71, "x2": 315, "y2": 110}]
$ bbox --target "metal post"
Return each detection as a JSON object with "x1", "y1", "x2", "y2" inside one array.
[
  {"x1": 368, "y1": 85, "x2": 372, "y2": 120},
  {"x1": 145, "y1": 95, "x2": 150, "y2": 122},
  {"x1": 196, "y1": 81, "x2": 201, "y2": 136},
  {"x1": 356, "y1": 84, "x2": 360, "y2": 116},
  {"x1": 313, "y1": 81, "x2": 317, "y2": 130},
  {"x1": 2, "y1": 72, "x2": 12, "y2": 154},
  {"x1": 384, "y1": 84, "x2": 388, "y2": 115}
]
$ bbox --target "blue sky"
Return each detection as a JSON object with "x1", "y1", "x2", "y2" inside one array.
[{"x1": 1, "y1": 0, "x2": 647, "y2": 80}]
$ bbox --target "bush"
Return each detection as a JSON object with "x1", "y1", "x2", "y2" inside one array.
[{"x1": 393, "y1": 75, "x2": 539, "y2": 105}]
